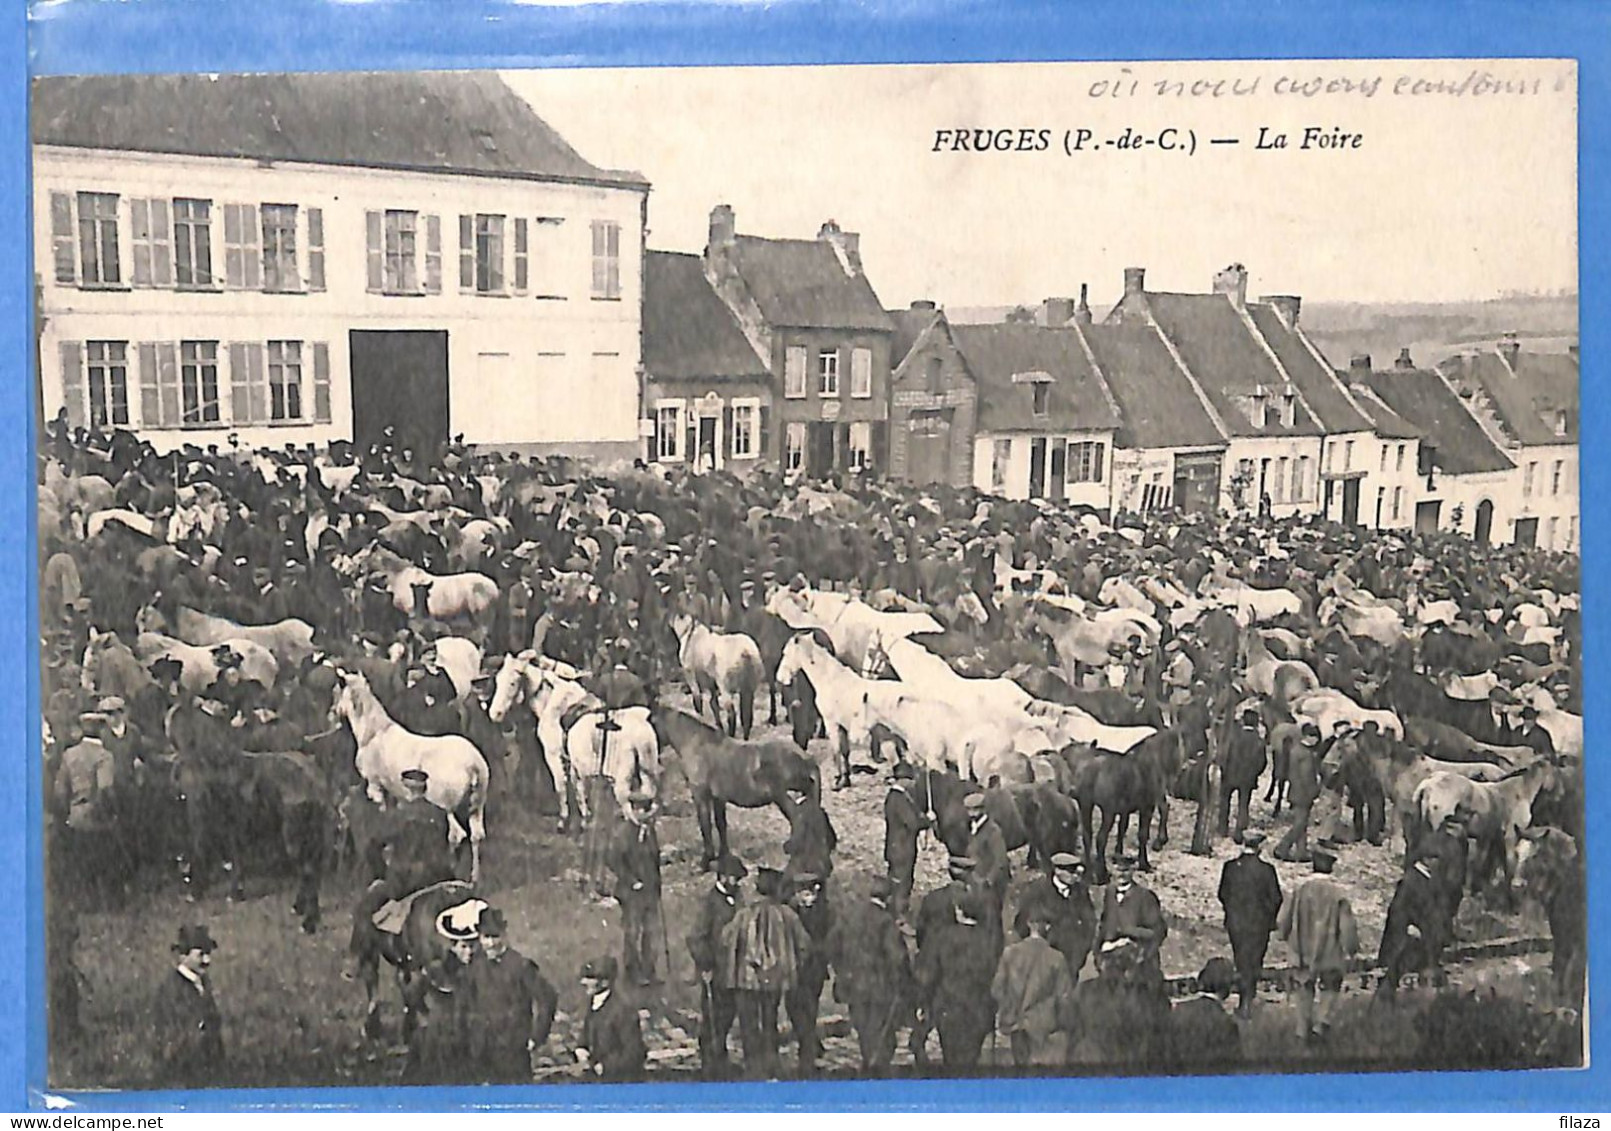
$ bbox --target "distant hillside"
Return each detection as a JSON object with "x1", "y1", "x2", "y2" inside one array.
[{"x1": 945, "y1": 295, "x2": 1579, "y2": 371}]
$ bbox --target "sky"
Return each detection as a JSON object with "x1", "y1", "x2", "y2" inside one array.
[{"x1": 505, "y1": 59, "x2": 1577, "y2": 310}]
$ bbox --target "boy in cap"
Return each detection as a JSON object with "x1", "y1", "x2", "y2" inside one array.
[
  {"x1": 152, "y1": 924, "x2": 225, "y2": 1086},
  {"x1": 784, "y1": 871, "x2": 833, "y2": 1076},
  {"x1": 1275, "y1": 846, "x2": 1358, "y2": 1042},
  {"x1": 687, "y1": 855, "x2": 747, "y2": 1075},
  {"x1": 1217, "y1": 831, "x2": 1283, "y2": 1018},
  {"x1": 466, "y1": 908, "x2": 559, "y2": 1083}
]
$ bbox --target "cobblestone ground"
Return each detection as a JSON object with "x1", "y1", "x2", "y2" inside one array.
[{"x1": 53, "y1": 686, "x2": 1557, "y2": 1088}]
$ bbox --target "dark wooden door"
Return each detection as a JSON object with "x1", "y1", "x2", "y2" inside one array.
[
  {"x1": 1048, "y1": 440, "x2": 1067, "y2": 501},
  {"x1": 349, "y1": 330, "x2": 449, "y2": 457},
  {"x1": 1029, "y1": 438, "x2": 1047, "y2": 498},
  {"x1": 1342, "y1": 478, "x2": 1361, "y2": 525},
  {"x1": 1415, "y1": 500, "x2": 1441, "y2": 535}
]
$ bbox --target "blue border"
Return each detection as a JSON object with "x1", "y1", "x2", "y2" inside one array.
[{"x1": 9, "y1": 0, "x2": 1608, "y2": 1112}]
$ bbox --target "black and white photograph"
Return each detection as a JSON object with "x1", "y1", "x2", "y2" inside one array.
[{"x1": 31, "y1": 58, "x2": 1583, "y2": 1090}]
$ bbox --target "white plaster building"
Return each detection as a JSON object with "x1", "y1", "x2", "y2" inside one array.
[{"x1": 33, "y1": 72, "x2": 648, "y2": 460}]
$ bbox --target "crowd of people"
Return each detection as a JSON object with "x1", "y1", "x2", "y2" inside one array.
[{"x1": 38, "y1": 411, "x2": 1584, "y2": 1085}]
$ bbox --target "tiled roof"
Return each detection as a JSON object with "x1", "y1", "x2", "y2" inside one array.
[
  {"x1": 1246, "y1": 305, "x2": 1372, "y2": 432},
  {"x1": 1145, "y1": 293, "x2": 1325, "y2": 437},
  {"x1": 1439, "y1": 348, "x2": 1579, "y2": 446},
  {"x1": 951, "y1": 324, "x2": 1120, "y2": 433},
  {"x1": 1362, "y1": 369, "x2": 1513, "y2": 476},
  {"x1": 1345, "y1": 381, "x2": 1423, "y2": 440},
  {"x1": 644, "y1": 251, "x2": 768, "y2": 383},
  {"x1": 889, "y1": 307, "x2": 939, "y2": 371},
  {"x1": 729, "y1": 236, "x2": 894, "y2": 331},
  {"x1": 1082, "y1": 321, "x2": 1225, "y2": 449},
  {"x1": 31, "y1": 72, "x2": 647, "y2": 188}
]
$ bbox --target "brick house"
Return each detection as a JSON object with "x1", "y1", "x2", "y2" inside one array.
[
  {"x1": 702, "y1": 206, "x2": 894, "y2": 477},
  {"x1": 886, "y1": 301, "x2": 977, "y2": 486}
]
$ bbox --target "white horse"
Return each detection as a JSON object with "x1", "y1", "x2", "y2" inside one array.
[
  {"x1": 488, "y1": 653, "x2": 658, "y2": 830},
  {"x1": 333, "y1": 669, "x2": 488, "y2": 884},
  {"x1": 174, "y1": 606, "x2": 316, "y2": 668},
  {"x1": 1290, "y1": 688, "x2": 1404, "y2": 741},
  {"x1": 777, "y1": 631, "x2": 879, "y2": 790},
  {"x1": 135, "y1": 631, "x2": 279, "y2": 691},
  {"x1": 671, "y1": 613, "x2": 764, "y2": 739}
]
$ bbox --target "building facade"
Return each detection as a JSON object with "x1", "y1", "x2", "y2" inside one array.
[
  {"x1": 642, "y1": 250, "x2": 772, "y2": 472},
  {"x1": 1343, "y1": 352, "x2": 1426, "y2": 531},
  {"x1": 34, "y1": 72, "x2": 648, "y2": 460},
  {"x1": 702, "y1": 206, "x2": 894, "y2": 477},
  {"x1": 886, "y1": 303, "x2": 978, "y2": 487}
]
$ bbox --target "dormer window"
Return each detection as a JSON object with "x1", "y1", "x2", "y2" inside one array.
[
  {"x1": 1032, "y1": 383, "x2": 1050, "y2": 417},
  {"x1": 1555, "y1": 410, "x2": 1569, "y2": 438}
]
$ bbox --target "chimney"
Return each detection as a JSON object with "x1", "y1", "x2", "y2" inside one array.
[
  {"x1": 1123, "y1": 267, "x2": 1146, "y2": 299},
  {"x1": 1498, "y1": 333, "x2": 1521, "y2": 370},
  {"x1": 818, "y1": 220, "x2": 862, "y2": 276},
  {"x1": 1044, "y1": 297, "x2": 1076, "y2": 327},
  {"x1": 708, "y1": 204, "x2": 736, "y2": 252},
  {"x1": 1349, "y1": 354, "x2": 1372, "y2": 375},
  {"x1": 1260, "y1": 294, "x2": 1301, "y2": 329},
  {"x1": 909, "y1": 299, "x2": 937, "y2": 313},
  {"x1": 1075, "y1": 283, "x2": 1092, "y2": 325},
  {"x1": 1213, "y1": 263, "x2": 1249, "y2": 307},
  {"x1": 1395, "y1": 347, "x2": 1414, "y2": 370}
]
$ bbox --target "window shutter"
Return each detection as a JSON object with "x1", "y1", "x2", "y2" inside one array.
[
  {"x1": 872, "y1": 421, "x2": 889, "y2": 469},
  {"x1": 365, "y1": 211, "x2": 383, "y2": 293},
  {"x1": 59, "y1": 341, "x2": 85, "y2": 429},
  {"x1": 151, "y1": 199, "x2": 172, "y2": 286},
  {"x1": 306, "y1": 207, "x2": 325, "y2": 291},
  {"x1": 722, "y1": 405, "x2": 735, "y2": 456},
  {"x1": 458, "y1": 215, "x2": 474, "y2": 290},
  {"x1": 242, "y1": 205, "x2": 261, "y2": 289},
  {"x1": 607, "y1": 221, "x2": 620, "y2": 298},
  {"x1": 50, "y1": 192, "x2": 76, "y2": 284},
  {"x1": 224, "y1": 204, "x2": 242, "y2": 288},
  {"x1": 1095, "y1": 441, "x2": 1106, "y2": 481},
  {"x1": 156, "y1": 342, "x2": 179, "y2": 426},
  {"x1": 758, "y1": 405, "x2": 770, "y2": 456},
  {"x1": 248, "y1": 342, "x2": 267, "y2": 424},
  {"x1": 137, "y1": 343, "x2": 159, "y2": 428},
  {"x1": 513, "y1": 218, "x2": 529, "y2": 294},
  {"x1": 685, "y1": 416, "x2": 696, "y2": 464},
  {"x1": 312, "y1": 342, "x2": 332, "y2": 423},
  {"x1": 591, "y1": 221, "x2": 607, "y2": 296},
  {"x1": 229, "y1": 343, "x2": 251, "y2": 424},
  {"x1": 852, "y1": 347, "x2": 873, "y2": 398},
  {"x1": 131, "y1": 199, "x2": 152, "y2": 287},
  {"x1": 423, "y1": 214, "x2": 442, "y2": 294}
]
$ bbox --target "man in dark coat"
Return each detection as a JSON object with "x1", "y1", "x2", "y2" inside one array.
[
  {"x1": 1334, "y1": 725, "x2": 1387, "y2": 845},
  {"x1": 377, "y1": 769, "x2": 456, "y2": 891},
  {"x1": 910, "y1": 857, "x2": 1002, "y2": 1064},
  {"x1": 1513, "y1": 705, "x2": 1557, "y2": 756},
  {"x1": 883, "y1": 763, "x2": 928, "y2": 918},
  {"x1": 395, "y1": 645, "x2": 460, "y2": 738},
  {"x1": 782, "y1": 789, "x2": 838, "y2": 882},
  {"x1": 577, "y1": 956, "x2": 645, "y2": 1082},
  {"x1": 151, "y1": 925, "x2": 225, "y2": 1087},
  {"x1": 609, "y1": 792, "x2": 664, "y2": 986},
  {"x1": 784, "y1": 872, "x2": 834, "y2": 1076},
  {"x1": 963, "y1": 792, "x2": 1011, "y2": 911},
  {"x1": 1012, "y1": 852, "x2": 1097, "y2": 983},
  {"x1": 1375, "y1": 857, "x2": 1451, "y2": 999},
  {"x1": 687, "y1": 855, "x2": 746, "y2": 1075},
  {"x1": 1166, "y1": 957, "x2": 1242, "y2": 1072},
  {"x1": 827, "y1": 876, "x2": 915, "y2": 1073},
  {"x1": 1411, "y1": 812, "x2": 1470, "y2": 935},
  {"x1": 466, "y1": 908, "x2": 558, "y2": 1083},
  {"x1": 1096, "y1": 855, "x2": 1169, "y2": 993},
  {"x1": 1216, "y1": 831, "x2": 1283, "y2": 1018},
  {"x1": 1218, "y1": 707, "x2": 1268, "y2": 841},
  {"x1": 915, "y1": 889, "x2": 1000, "y2": 1069}
]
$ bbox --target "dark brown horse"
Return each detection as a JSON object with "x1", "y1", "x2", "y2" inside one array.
[
  {"x1": 649, "y1": 704, "x2": 821, "y2": 869},
  {"x1": 1065, "y1": 728, "x2": 1187, "y2": 883},
  {"x1": 908, "y1": 768, "x2": 1028, "y2": 857}
]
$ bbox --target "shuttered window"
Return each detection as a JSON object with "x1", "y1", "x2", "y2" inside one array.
[
  {"x1": 85, "y1": 341, "x2": 130, "y2": 427},
  {"x1": 655, "y1": 402, "x2": 683, "y2": 461},
  {"x1": 458, "y1": 215, "x2": 475, "y2": 291},
  {"x1": 784, "y1": 346, "x2": 808, "y2": 399},
  {"x1": 365, "y1": 211, "x2": 384, "y2": 292},
  {"x1": 58, "y1": 342, "x2": 85, "y2": 429},
  {"x1": 268, "y1": 340, "x2": 303, "y2": 421},
  {"x1": 382, "y1": 210, "x2": 419, "y2": 293},
  {"x1": 423, "y1": 214, "x2": 442, "y2": 294},
  {"x1": 129, "y1": 199, "x2": 172, "y2": 287},
  {"x1": 179, "y1": 341, "x2": 221, "y2": 425},
  {"x1": 137, "y1": 342, "x2": 181, "y2": 429},
  {"x1": 173, "y1": 198, "x2": 213, "y2": 288},
  {"x1": 228, "y1": 341, "x2": 267, "y2": 425},
  {"x1": 1068, "y1": 440, "x2": 1106, "y2": 484},
  {"x1": 850, "y1": 347, "x2": 873, "y2": 398},
  {"x1": 513, "y1": 218, "x2": 529, "y2": 294},
  {"x1": 312, "y1": 342, "x2": 332, "y2": 424},
  {"x1": 532, "y1": 217, "x2": 566, "y2": 298},
  {"x1": 590, "y1": 220, "x2": 621, "y2": 299},
  {"x1": 223, "y1": 204, "x2": 261, "y2": 290},
  {"x1": 261, "y1": 204, "x2": 300, "y2": 291},
  {"x1": 731, "y1": 400, "x2": 758, "y2": 459},
  {"x1": 50, "y1": 192, "x2": 76, "y2": 284},
  {"x1": 77, "y1": 192, "x2": 121, "y2": 286},
  {"x1": 306, "y1": 207, "x2": 325, "y2": 291}
]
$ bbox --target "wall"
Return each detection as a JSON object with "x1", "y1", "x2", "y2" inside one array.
[
  {"x1": 1355, "y1": 435, "x2": 1424, "y2": 531},
  {"x1": 1222, "y1": 435, "x2": 1326, "y2": 517},
  {"x1": 972, "y1": 429, "x2": 1114, "y2": 507},
  {"x1": 646, "y1": 377, "x2": 772, "y2": 473},
  {"x1": 888, "y1": 328, "x2": 976, "y2": 487},
  {"x1": 1432, "y1": 468, "x2": 1518, "y2": 546},
  {"x1": 1110, "y1": 445, "x2": 1227, "y2": 513},
  {"x1": 770, "y1": 328, "x2": 891, "y2": 470},
  {"x1": 36, "y1": 145, "x2": 646, "y2": 455},
  {"x1": 1511, "y1": 442, "x2": 1579, "y2": 550}
]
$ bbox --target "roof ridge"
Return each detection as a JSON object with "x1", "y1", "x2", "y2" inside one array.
[{"x1": 1233, "y1": 298, "x2": 1326, "y2": 431}]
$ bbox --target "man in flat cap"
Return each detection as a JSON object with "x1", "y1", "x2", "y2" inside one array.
[
  {"x1": 883, "y1": 763, "x2": 928, "y2": 919},
  {"x1": 1013, "y1": 852, "x2": 1097, "y2": 983},
  {"x1": 827, "y1": 875, "x2": 915, "y2": 1074},
  {"x1": 687, "y1": 855, "x2": 747, "y2": 1075},
  {"x1": 1217, "y1": 831, "x2": 1283, "y2": 1018},
  {"x1": 784, "y1": 871, "x2": 833, "y2": 1076},
  {"x1": 963, "y1": 791, "x2": 1011, "y2": 913},
  {"x1": 992, "y1": 908, "x2": 1077, "y2": 1066}
]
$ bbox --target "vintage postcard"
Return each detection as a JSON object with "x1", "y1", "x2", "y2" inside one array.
[{"x1": 30, "y1": 56, "x2": 1581, "y2": 1096}]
